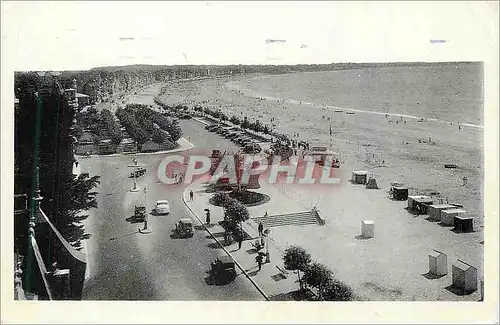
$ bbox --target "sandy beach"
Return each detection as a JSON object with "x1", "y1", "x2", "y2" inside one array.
[{"x1": 159, "y1": 66, "x2": 484, "y2": 232}]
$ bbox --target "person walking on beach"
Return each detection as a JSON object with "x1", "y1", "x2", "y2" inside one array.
[{"x1": 189, "y1": 189, "x2": 194, "y2": 201}]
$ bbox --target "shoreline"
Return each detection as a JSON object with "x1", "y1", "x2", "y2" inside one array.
[{"x1": 225, "y1": 76, "x2": 484, "y2": 130}]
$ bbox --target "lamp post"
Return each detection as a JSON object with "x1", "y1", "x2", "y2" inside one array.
[
  {"x1": 128, "y1": 155, "x2": 140, "y2": 192},
  {"x1": 264, "y1": 228, "x2": 271, "y2": 263},
  {"x1": 143, "y1": 186, "x2": 148, "y2": 230}
]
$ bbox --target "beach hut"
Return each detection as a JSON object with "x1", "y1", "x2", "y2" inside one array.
[
  {"x1": 441, "y1": 209, "x2": 467, "y2": 226},
  {"x1": 361, "y1": 220, "x2": 374, "y2": 238},
  {"x1": 427, "y1": 204, "x2": 456, "y2": 221},
  {"x1": 408, "y1": 195, "x2": 434, "y2": 214},
  {"x1": 428, "y1": 250, "x2": 448, "y2": 276},
  {"x1": 352, "y1": 171, "x2": 368, "y2": 185},
  {"x1": 452, "y1": 259, "x2": 477, "y2": 293},
  {"x1": 365, "y1": 178, "x2": 379, "y2": 189},
  {"x1": 392, "y1": 186, "x2": 408, "y2": 201},
  {"x1": 454, "y1": 215, "x2": 474, "y2": 233}
]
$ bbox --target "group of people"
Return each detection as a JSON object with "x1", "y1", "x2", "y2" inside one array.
[{"x1": 173, "y1": 173, "x2": 184, "y2": 184}]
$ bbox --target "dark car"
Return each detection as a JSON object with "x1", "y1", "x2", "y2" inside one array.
[
  {"x1": 226, "y1": 131, "x2": 241, "y2": 139},
  {"x1": 130, "y1": 167, "x2": 147, "y2": 178},
  {"x1": 243, "y1": 143, "x2": 262, "y2": 154},
  {"x1": 209, "y1": 256, "x2": 237, "y2": 285},
  {"x1": 208, "y1": 125, "x2": 221, "y2": 132}
]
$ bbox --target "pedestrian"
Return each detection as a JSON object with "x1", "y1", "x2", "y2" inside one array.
[
  {"x1": 174, "y1": 173, "x2": 178, "y2": 183},
  {"x1": 205, "y1": 210, "x2": 211, "y2": 224},
  {"x1": 258, "y1": 222, "x2": 264, "y2": 236},
  {"x1": 237, "y1": 235, "x2": 243, "y2": 250},
  {"x1": 179, "y1": 173, "x2": 184, "y2": 184},
  {"x1": 189, "y1": 189, "x2": 194, "y2": 201},
  {"x1": 256, "y1": 254, "x2": 263, "y2": 271}
]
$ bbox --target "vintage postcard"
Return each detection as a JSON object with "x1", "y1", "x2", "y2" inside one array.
[{"x1": 1, "y1": 1, "x2": 498, "y2": 324}]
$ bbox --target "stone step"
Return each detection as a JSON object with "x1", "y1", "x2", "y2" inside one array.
[
  {"x1": 253, "y1": 215, "x2": 317, "y2": 224},
  {"x1": 252, "y1": 211, "x2": 321, "y2": 228}
]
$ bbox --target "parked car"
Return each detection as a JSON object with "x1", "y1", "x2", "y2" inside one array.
[
  {"x1": 209, "y1": 125, "x2": 222, "y2": 132},
  {"x1": 130, "y1": 167, "x2": 147, "y2": 178},
  {"x1": 211, "y1": 149, "x2": 221, "y2": 158},
  {"x1": 226, "y1": 131, "x2": 241, "y2": 139},
  {"x1": 239, "y1": 138, "x2": 253, "y2": 146},
  {"x1": 155, "y1": 200, "x2": 171, "y2": 215},
  {"x1": 209, "y1": 256, "x2": 237, "y2": 285},
  {"x1": 243, "y1": 143, "x2": 262, "y2": 154},
  {"x1": 132, "y1": 205, "x2": 146, "y2": 222},
  {"x1": 172, "y1": 218, "x2": 195, "y2": 238}
]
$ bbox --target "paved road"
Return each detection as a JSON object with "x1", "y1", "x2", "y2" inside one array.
[{"x1": 81, "y1": 120, "x2": 261, "y2": 300}]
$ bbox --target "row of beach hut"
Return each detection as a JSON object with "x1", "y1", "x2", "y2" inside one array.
[{"x1": 350, "y1": 169, "x2": 473, "y2": 233}]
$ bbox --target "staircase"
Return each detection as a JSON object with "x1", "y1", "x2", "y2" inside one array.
[{"x1": 252, "y1": 210, "x2": 325, "y2": 228}]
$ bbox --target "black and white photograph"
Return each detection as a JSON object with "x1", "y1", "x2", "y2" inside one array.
[{"x1": 1, "y1": 1, "x2": 498, "y2": 324}]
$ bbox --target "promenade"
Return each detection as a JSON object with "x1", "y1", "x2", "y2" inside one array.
[{"x1": 184, "y1": 171, "x2": 483, "y2": 301}]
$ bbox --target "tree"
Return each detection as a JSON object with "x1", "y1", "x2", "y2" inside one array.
[
  {"x1": 282, "y1": 246, "x2": 312, "y2": 291},
  {"x1": 151, "y1": 128, "x2": 168, "y2": 144},
  {"x1": 303, "y1": 262, "x2": 333, "y2": 300},
  {"x1": 167, "y1": 121, "x2": 183, "y2": 141},
  {"x1": 224, "y1": 199, "x2": 249, "y2": 226},
  {"x1": 100, "y1": 109, "x2": 122, "y2": 145},
  {"x1": 57, "y1": 173, "x2": 100, "y2": 243},
  {"x1": 322, "y1": 280, "x2": 354, "y2": 301}
]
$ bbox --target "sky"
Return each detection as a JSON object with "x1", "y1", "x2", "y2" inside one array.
[{"x1": 1, "y1": 1, "x2": 498, "y2": 70}]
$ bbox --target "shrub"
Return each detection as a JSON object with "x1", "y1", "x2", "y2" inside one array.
[
  {"x1": 162, "y1": 139, "x2": 177, "y2": 150},
  {"x1": 228, "y1": 190, "x2": 266, "y2": 205},
  {"x1": 151, "y1": 128, "x2": 168, "y2": 144},
  {"x1": 212, "y1": 192, "x2": 231, "y2": 207},
  {"x1": 322, "y1": 280, "x2": 354, "y2": 301}
]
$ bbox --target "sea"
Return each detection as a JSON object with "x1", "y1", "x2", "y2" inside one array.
[{"x1": 227, "y1": 62, "x2": 484, "y2": 128}]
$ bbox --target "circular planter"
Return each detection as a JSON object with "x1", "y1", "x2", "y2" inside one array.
[{"x1": 209, "y1": 190, "x2": 270, "y2": 207}]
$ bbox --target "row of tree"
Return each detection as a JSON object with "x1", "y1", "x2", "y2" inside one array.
[
  {"x1": 282, "y1": 246, "x2": 354, "y2": 301},
  {"x1": 115, "y1": 104, "x2": 182, "y2": 149},
  {"x1": 194, "y1": 106, "x2": 272, "y2": 134},
  {"x1": 75, "y1": 107, "x2": 123, "y2": 146}
]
